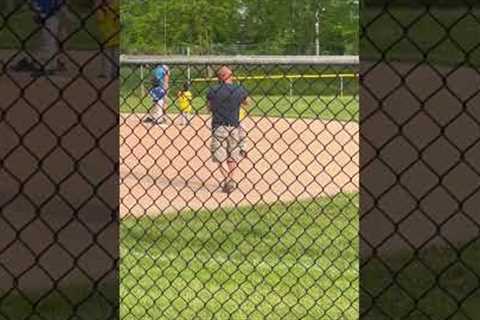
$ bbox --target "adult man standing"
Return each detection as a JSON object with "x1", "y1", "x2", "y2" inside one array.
[
  {"x1": 144, "y1": 64, "x2": 170, "y2": 125},
  {"x1": 207, "y1": 66, "x2": 250, "y2": 193}
]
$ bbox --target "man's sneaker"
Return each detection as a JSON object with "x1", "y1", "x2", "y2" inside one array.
[
  {"x1": 144, "y1": 117, "x2": 167, "y2": 126},
  {"x1": 11, "y1": 58, "x2": 39, "y2": 72},
  {"x1": 239, "y1": 150, "x2": 247, "y2": 159},
  {"x1": 154, "y1": 118, "x2": 168, "y2": 126},
  {"x1": 222, "y1": 179, "x2": 236, "y2": 194},
  {"x1": 31, "y1": 68, "x2": 57, "y2": 78},
  {"x1": 30, "y1": 59, "x2": 68, "y2": 77},
  {"x1": 177, "y1": 119, "x2": 187, "y2": 126}
]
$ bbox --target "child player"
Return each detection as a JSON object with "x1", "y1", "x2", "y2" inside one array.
[
  {"x1": 144, "y1": 64, "x2": 170, "y2": 126},
  {"x1": 95, "y1": 0, "x2": 120, "y2": 79},
  {"x1": 176, "y1": 82, "x2": 193, "y2": 126}
]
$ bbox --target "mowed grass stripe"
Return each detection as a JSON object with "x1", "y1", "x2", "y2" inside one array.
[
  {"x1": 120, "y1": 193, "x2": 359, "y2": 320},
  {"x1": 121, "y1": 95, "x2": 359, "y2": 122}
]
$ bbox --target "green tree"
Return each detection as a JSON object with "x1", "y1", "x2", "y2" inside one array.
[{"x1": 120, "y1": 0, "x2": 359, "y2": 55}]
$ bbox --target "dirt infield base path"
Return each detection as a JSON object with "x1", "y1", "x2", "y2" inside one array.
[{"x1": 121, "y1": 113, "x2": 358, "y2": 217}]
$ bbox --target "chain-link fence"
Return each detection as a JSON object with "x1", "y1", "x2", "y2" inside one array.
[
  {"x1": 119, "y1": 56, "x2": 359, "y2": 319},
  {"x1": 6, "y1": 0, "x2": 477, "y2": 319},
  {"x1": 361, "y1": 2, "x2": 480, "y2": 319},
  {"x1": 1, "y1": 1, "x2": 119, "y2": 319}
]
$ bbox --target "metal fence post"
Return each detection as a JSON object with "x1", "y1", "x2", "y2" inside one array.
[
  {"x1": 340, "y1": 75, "x2": 344, "y2": 97},
  {"x1": 140, "y1": 64, "x2": 145, "y2": 98}
]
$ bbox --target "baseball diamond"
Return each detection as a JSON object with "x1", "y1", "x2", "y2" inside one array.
[
  {"x1": 120, "y1": 113, "x2": 359, "y2": 216},
  {"x1": 118, "y1": 57, "x2": 360, "y2": 318}
]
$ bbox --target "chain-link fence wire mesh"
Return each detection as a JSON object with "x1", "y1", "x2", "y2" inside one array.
[
  {"x1": 119, "y1": 57, "x2": 359, "y2": 319},
  {"x1": 1, "y1": 1, "x2": 118, "y2": 319},
  {"x1": 361, "y1": 1, "x2": 480, "y2": 319}
]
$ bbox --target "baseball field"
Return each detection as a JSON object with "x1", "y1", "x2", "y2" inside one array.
[
  {"x1": 2, "y1": 1, "x2": 480, "y2": 319},
  {"x1": 118, "y1": 63, "x2": 360, "y2": 319}
]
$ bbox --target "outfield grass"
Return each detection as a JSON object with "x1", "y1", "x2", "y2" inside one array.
[
  {"x1": 362, "y1": 7, "x2": 480, "y2": 66},
  {"x1": 3, "y1": 192, "x2": 479, "y2": 319},
  {"x1": 120, "y1": 193, "x2": 359, "y2": 320},
  {"x1": 121, "y1": 95, "x2": 359, "y2": 122}
]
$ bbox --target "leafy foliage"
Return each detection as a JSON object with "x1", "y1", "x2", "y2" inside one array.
[{"x1": 121, "y1": 0, "x2": 359, "y2": 55}]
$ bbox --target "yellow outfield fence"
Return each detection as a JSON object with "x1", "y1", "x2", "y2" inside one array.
[
  {"x1": 188, "y1": 73, "x2": 359, "y2": 98},
  {"x1": 137, "y1": 71, "x2": 359, "y2": 98},
  {"x1": 190, "y1": 73, "x2": 359, "y2": 98},
  {"x1": 190, "y1": 73, "x2": 359, "y2": 82}
]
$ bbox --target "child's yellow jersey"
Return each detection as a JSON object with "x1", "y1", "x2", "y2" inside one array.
[
  {"x1": 178, "y1": 91, "x2": 193, "y2": 113},
  {"x1": 96, "y1": 0, "x2": 119, "y2": 47},
  {"x1": 239, "y1": 108, "x2": 247, "y2": 121}
]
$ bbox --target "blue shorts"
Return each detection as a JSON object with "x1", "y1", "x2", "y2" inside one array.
[{"x1": 149, "y1": 87, "x2": 166, "y2": 102}]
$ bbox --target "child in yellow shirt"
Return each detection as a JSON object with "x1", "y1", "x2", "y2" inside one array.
[
  {"x1": 176, "y1": 83, "x2": 194, "y2": 126},
  {"x1": 95, "y1": 0, "x2": 119, "y2": 79}
]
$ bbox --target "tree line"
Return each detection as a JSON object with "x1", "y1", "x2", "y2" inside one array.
[{"x1": 121, "y1": 0, "x2": 359, "y2": 55}]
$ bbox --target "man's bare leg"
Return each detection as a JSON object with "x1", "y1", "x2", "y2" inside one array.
[
  {"x1": 220, "y1": 159, "x2": 237, "y2": 193},
  {"x1": 227, "y1": 159, "x2": 236, "y2": 181},
  {"x1": 219, "y1": 163, "x2": 228, "y2": 184}
]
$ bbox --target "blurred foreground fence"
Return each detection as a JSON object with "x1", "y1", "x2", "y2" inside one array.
[{"x1": 361, "y1": 3, "x2": 480, "y2": 320}]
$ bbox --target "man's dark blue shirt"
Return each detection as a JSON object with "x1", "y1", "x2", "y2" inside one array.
[{"x1": 207, "y1": 83, "x2": 248, "y2": 129}]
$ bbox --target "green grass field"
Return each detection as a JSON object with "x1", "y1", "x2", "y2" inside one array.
[
  {"x1": 121, "y1": 95, "x2": 359, "y2": 122},
  {"x1": 120, "y1": 193, "x2": 359, "y2": 320},
  {"x1": 3, "y1": 191, "x2": 479, "y2": 319}
]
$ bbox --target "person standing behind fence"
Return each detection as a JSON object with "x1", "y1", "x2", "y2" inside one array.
[
  {"x1": 11, "y1": 0, "x2": 69, "y2": 76},
  {"x1": 144, "y1": 64, "x2": 170, "y2": 126},
  {"x1": 32, "y1": 0, "x2": 63, "y2": 76},
  {"x1": 95, "y1": 0, "x2": 119, "y2": 79},
  {"x1": 176, "y1": 82, "x2": 194, "y2": 126},
  {"x1": 207, "y1": 66, "x2": 251, "y2": 193}
]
